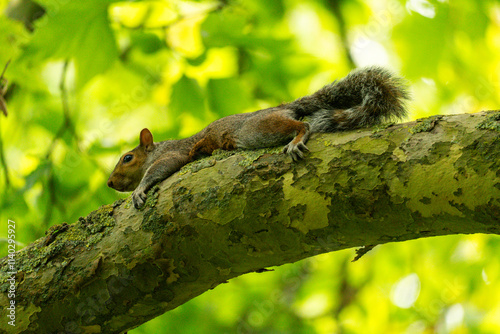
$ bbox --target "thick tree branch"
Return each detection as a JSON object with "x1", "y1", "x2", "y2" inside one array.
[{"x1": 1, "y1": 111, "x2": 499, "y2": 333}]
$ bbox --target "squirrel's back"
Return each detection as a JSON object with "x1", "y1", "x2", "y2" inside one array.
[{"x1": 287, "y1": 66, "x2": 409, "y2": 132}]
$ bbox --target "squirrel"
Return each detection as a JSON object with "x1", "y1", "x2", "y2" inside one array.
[{"x1": 107, "y1": 66, "x2": 409, "y2": 209}]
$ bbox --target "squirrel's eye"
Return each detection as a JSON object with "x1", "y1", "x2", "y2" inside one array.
[{"x1": 123, "y1": 154, "x2": 133, "y2": 163}]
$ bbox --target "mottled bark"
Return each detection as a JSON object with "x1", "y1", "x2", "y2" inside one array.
[{"x1": 1, "y1": 111, "x2": 499, "y2": 334}]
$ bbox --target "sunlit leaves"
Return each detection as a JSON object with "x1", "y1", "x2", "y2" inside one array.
[
  {"x1": 0, "y1": 19, "x2": 30, "y2": 67},
  {"x1": 170, "y1": 75, "x2": 206, "y2": 120},
  {"x1": 1, "y1": 0, "x2": 500, "y2": 332},
  {"x1": 207, "y1": 78, "x2": 251, "y2": 116},
  {"x1": 22, "y1": 0, "x2": 118, "y2": 89},
  {"x1": 109, "y1": 1, "x2": 178, "y2": 29},
  {"x1": 394, "y1": 3, "x2": 451, "y2": 78},
  {"x1": 130, "y1": 31, "x2": 163, "y2": 54},
  {"x1": 201, "y1": 8, "x2": 248, "y2": 48}
]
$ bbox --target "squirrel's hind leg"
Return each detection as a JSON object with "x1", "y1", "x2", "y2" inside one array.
[
  {"x1": 236, "y1": 110, "x2": 311, "y2": 160},
  {"x1": 282, "y1": 122, "x2": 310, "y2": 161}
]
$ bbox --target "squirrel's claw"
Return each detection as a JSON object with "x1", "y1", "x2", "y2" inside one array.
[
  {"x1": 283, "y1": 141, "x2": 309, "y2": 161},
  {"x1": 132, "y1": 188, "x2": 147, "y2": 209}
]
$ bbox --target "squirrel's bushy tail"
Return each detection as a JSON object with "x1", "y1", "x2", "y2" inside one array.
[{"x1": 287, "y1": 66, "x2": 410, "y2": 132}]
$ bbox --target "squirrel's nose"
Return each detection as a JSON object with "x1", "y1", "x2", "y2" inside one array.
[{"x1": 107, "y1": 180, "x2": 114, "y2": 188}]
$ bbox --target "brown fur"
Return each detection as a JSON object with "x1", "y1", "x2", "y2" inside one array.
[{"x1": 108, "y1": 67, "x2": 409, "y2": 209}]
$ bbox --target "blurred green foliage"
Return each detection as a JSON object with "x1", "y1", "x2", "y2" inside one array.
[{"x1": 0, "y1": 0, "x2": 499, "y2": 332}]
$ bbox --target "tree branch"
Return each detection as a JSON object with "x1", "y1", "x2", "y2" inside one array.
[{"x1": 1, "y1": 111, "x2": 499, "y2": 333}]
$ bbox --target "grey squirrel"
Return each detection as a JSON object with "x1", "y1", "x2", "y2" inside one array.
[{"x1": 107, "y1": 66, "x2": 409, "y2": 209}]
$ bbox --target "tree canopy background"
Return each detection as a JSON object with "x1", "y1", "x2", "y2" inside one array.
[{"x1": 0, "y1": 0, "x2": 499, "y2": 333}]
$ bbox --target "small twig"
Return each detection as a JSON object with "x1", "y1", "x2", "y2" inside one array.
[
  {"x1": 0, "y1": 61, "x2": 11, "y2": 186},
  {"x1": 42, "y1": 60, "x2": 76, "y2": 225},
  {"x1": 43, "y1": 167, "x2": 55, "y2": 227},
  {"x1": 59, "y1": 60, "x2": 70, "y2": 115},
  {"x1": 0, "y1": 124, "x2": 10, "y2": 187},
  {"x1": 0, "y1": 96, "x2": 7, "y2": 116},
  {"x1": 42, "y1": 166, "x2": 67, "y2": 228},
  {"x1": 0, "y1": 59, "x2": 10, "y2": 81},
  {"x1": 328, "y1": 0, "x2": 356, "y2": 69},
  {"x1": 45, "y1": 60, "x2": 79, "y2": 160},
  {"x1": 0, "y1": 60, "x2": 11, "y2": 117},
  {"x1": 59, "y1": 60, "x2": 78, "y2": 140}
]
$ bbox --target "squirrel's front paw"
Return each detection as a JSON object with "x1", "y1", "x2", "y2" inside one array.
[
  {"x1": 283, "y1": 141, "x2": 309, "y2": 161},
  {"x1": 132, "y1": 188, "x2": 147, "y2": 209}
]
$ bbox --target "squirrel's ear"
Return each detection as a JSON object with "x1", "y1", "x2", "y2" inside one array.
[{"x1": 139, "y1": 128, "x2": 154, "y2": 148}]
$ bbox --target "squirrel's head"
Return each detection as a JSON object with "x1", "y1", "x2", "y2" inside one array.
[{"x1": 107, "y1": 128, "x2": 155, "y2": 192}]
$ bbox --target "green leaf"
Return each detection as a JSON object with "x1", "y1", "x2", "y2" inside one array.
[
  {"x1": 22, "y1": 0, "x2": 118, "y2": 89},
  {"x1": 186, "y1": 51, "x2": 208, "y2": 67},
  {"x1": 54, "y1": 150, "x2": 95, "y2": 191},
  {"x1": 0, "y1": 19, "x2": 30, "y2": 67},
  {"x1": 21, "y1": 161, "x2": 51, "y2": 192},
  {"x1": 169, "y1": 75, "x2": 206, "y2": 119},
  {"x1": 201, "y1": 9, "x2": 247, "y2": 48},
  {"x1": 130, "y1": 31, "x2": 163, "y2": 54},
  {"x1": 207, "y1": 78, "x2": 251, "y2": 117},
  {"x1": 394, "y1": 3, "x2": 451, "y2": 77}
]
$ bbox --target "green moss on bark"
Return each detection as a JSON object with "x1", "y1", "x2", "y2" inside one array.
[{"x1": 1, "y1": 111, "x2": 499, "y2": 334}]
